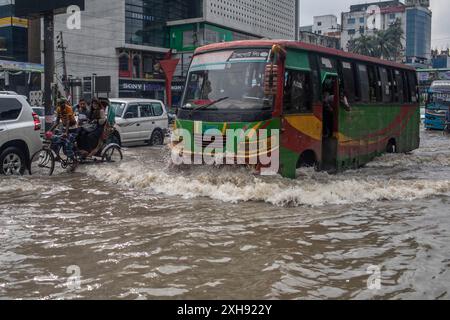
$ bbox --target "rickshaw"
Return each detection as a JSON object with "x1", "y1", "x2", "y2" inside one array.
[{"x1": 29, "y1": 124, "x2": 123, "y2": 176}]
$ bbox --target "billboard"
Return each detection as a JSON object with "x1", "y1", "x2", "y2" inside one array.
[{"x1": 15, "y1": 0, "x2": 85, "y2": 17}]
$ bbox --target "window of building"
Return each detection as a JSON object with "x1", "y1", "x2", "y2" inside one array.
[
  {"x1": 317, "y1": 22, "x2": 322, "y2": 26},
  {"x1": 347, "y1": 18, "x2": 356, "y2": 24},
  {"x1": 359, "y1": 17, "x2": 365, "y2": 23},
  {"x1": 119, "y1": 54, "x2": 130, "y2": 72},
  {"x1": 390, "y1": 13, "x2": 396, "y2": 20},
  {"x1": 143, "y1": 55, "x2": 153, "y2": 77},
  {"x1": 133, "y1": 55, "x2": 141, "y2": 78},
  {"x1": 204, "y1": 28, "x2": 219, "y2": 44},
  {"x1": 283, "y1": 70, "x2": 313, "y2": 114},
  {"x1": 357, "y1": 64, "x2": 370, "y2": 103},
  {"x1": 0, "y1": 98, "x2": 22, "y2": 121},
  {"x1": 348, "y1": 29, "x2": 356, "y2": 36},
  {"x1": 183, "y1": 30, "x2": 195, "y2": 48}
]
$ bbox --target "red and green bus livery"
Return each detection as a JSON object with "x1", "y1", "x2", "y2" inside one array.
[{"x1": 173, "y1": 40, "x2": 420, "y2": 178}]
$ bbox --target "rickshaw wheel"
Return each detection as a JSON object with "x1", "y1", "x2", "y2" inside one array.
[
  {"x1": 29, "y1": 149, "x2": 55, "y2": 176},
  {"x1": 102, "y1": 145, "x2": 123, "y2": 163}
]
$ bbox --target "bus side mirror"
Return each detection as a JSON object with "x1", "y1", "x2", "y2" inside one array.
[{"x1": 264, "y1": 64, "x2": 278, "y2": 96}]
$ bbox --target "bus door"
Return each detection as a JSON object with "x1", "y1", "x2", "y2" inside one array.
[
  {"x1": 321, "y1": 75, "x2": 339, "y2": 171},
  {"x1": 279, "y1": 50, "x2": 322, "y2": 179},
  {"x1": 319, "y1": 56, "x2": 339, "y2": 171}
]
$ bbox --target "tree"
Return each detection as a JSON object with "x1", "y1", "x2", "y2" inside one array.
[
  {"x1": 347, "y1": 19, "x2": 404, "y2": 61},
  {"x1": 348, "y1": 34, "x2": 376, "y2": 57}
]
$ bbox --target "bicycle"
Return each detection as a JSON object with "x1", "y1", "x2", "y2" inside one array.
[{"x1": 30, "y1": 128, "x2": 123, "y2": 176}]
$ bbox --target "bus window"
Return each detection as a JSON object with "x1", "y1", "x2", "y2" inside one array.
[
  {"x1": 309, "y1": 54, "x2": 321, "y2": 103},
  {"x1": 402, "y1": 71, "x2": 410, "y2": 102},
  {"x1": 320, "y1": 56, "x2": 337, "y2": 71},
  {"x1": 394, "y1": 70, "x2": 404, "y2": 103},
  {"x1": 379, "y1": 67, "x2": 391, "y2": 103},
  {"x1": 407, "y1": 71, "x2": 418, "y2": 103},
  {"x1": 341, "y1": 61, "x2": 356, "y2": 102},
  {"x1": 387, "y1": 69, "x2": 395, "y2": 102},
  {"x1": 283, "y1": 70, "x2": 313, "y2": 114},
  {"x1": 357, "y1": 64, "x2": 370, "y2": 103},
  {"x1": 367, "y1": 65, "x2": 381, "y2": 103}
]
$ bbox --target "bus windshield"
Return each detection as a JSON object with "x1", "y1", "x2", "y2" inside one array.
[{"x1": 181, "y1": 49, "x2": 274, "y2": 111}]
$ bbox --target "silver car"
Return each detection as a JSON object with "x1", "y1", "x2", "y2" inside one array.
[
  {"x1": 110, "y1": 99, "x2": 169, "y2": 146},
  {"x1": 0, "y1": 94, "x2": 43, "y2": 175}
]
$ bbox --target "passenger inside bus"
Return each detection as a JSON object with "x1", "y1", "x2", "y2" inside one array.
[{"x1": 323, "y1": 78, "x2": 337, "y2": 138}]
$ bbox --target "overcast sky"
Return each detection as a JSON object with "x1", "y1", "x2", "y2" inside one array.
[{"x1": 299, "y1": 0, "x2": 450, "y2": 49}]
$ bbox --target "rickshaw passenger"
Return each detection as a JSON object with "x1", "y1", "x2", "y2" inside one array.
[{"x1": 86, "y1": 98, "x2": 107, "y2": 157}]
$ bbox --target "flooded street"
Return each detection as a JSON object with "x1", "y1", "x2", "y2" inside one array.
[{"x1": 0, "y1": 128, "x2": 449, "y2": 300}]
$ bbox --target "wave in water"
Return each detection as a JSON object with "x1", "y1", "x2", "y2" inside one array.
[{"x1": 82, "y1": 161, "x2": 450, "y2": 207}]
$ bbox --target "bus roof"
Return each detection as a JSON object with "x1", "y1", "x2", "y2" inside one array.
[
  {"x1": 430, "y1": 80, "x2": 450, "y2": 91},
  {"x1": 194, "y1": 40, "x2": 416, "y2": 71}
]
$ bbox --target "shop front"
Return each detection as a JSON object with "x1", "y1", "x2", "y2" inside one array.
[{"x1": 119, "y1": 79, "x2": 166, "y2": 100}]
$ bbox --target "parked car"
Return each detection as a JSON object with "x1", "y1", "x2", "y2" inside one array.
[
  {"x1": 110, "y1": 99, "x2": 169, "y2": 146},
  {"x1": 31, "y1": 106, "x2": 46, "y2": 137},
  {"x1": 0, "y1": 94, "x2": 43, "y2": 175},
  {"x1": 0, "y1": 91, "x2": 28, "y2": 101}
]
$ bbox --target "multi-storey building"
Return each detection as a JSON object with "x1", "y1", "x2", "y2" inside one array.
[
  {"x1": 0, "y1": 0, "x2": 28, "y2": 62},
  {"x1": 0, "y1": 0, "x2": 43, "y2": 98},
  {"x1": 405, "y1": 0, "x2": 432, "y2": 65},
  {"x1": 341, "y1": 0, "x2": 407, "y2": 62},
  {"x1": 299, "y1": 14, "x2": 341, "y2": 49},
  {"x1": 53, "y1": 0, "x2": 299, "y2": 106}
]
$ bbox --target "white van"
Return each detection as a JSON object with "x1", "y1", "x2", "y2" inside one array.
[{"x1": 110, "y1": 99, "x2": 169, "y2": 146}]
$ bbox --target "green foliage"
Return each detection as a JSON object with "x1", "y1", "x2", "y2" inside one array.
[{"x1": 347, "y1": 19, "x2": 404, "y2": 61}]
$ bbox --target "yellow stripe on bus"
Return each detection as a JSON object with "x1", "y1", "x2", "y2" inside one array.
[{"x1": 285, "y1": 115, "x2": 322, "y2": 141}]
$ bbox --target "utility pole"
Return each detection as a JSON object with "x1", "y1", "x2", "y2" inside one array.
[
  {"x1": 56, "y1": 31, "x2": 69, "y2": 97},
  {"x1": 43, "y1": 13, "x2": 55, "y2": 130}
]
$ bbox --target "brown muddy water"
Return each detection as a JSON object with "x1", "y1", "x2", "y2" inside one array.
[{"x1": 0, "y1": 128, "x2": 449, "y2": 299}]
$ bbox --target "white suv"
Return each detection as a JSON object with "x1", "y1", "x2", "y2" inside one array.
[
  {"x1": 0, "y1": 94, "x2": 43, "y2": 175},
  {"x1": 110, "y1": 99, "x2": 169, "y2": 146}
]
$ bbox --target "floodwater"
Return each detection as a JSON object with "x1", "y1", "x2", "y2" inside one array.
[{"x1": 0, "y1": 128, "x2": 449, "y2": 300}]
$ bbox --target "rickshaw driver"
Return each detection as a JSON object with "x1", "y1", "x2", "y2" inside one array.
[{"x1": 49, "y1": 98, "x2": 79, "y2": 163}]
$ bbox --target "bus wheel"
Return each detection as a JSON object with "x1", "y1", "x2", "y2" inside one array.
[
  {"x1": 297, "y1": 150, "x2": 317, "y2": 169},
  {"x1": 386, "y1": 139, "x2": 397, "y2": 154}
]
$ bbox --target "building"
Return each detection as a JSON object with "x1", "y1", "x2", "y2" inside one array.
[
  {"x1": 0, "y1": 0, "x2": 28, "y2": 62},
  {"x1": 341, "y1": 0, "x2": 407, "y2": 61},
  {"x1": 405, "y1": 0, "x2": 432, "y2": 66},
  {"x1": 298, "y1": 14, "x2": 341, "y2": 49},
  {"x1": 312, "y1": 15, "x2": 340, "y2": 36},
  {"x1": 53, "y1": 0, "x2": 299, "y2": 106},
  {"x1": 0, "y1": 0, "x2": 43, "y2": 99},
  {"x1": 298, "y1": 31, "x2": 341, "y2": 50},
  {"x1": 431, "y1": 49, "x2": 450, "y2": 69}
]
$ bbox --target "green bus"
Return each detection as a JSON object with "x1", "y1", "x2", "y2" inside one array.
[{"x1": 172, "y1": 40, "x2": 420, "y2": 178}]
